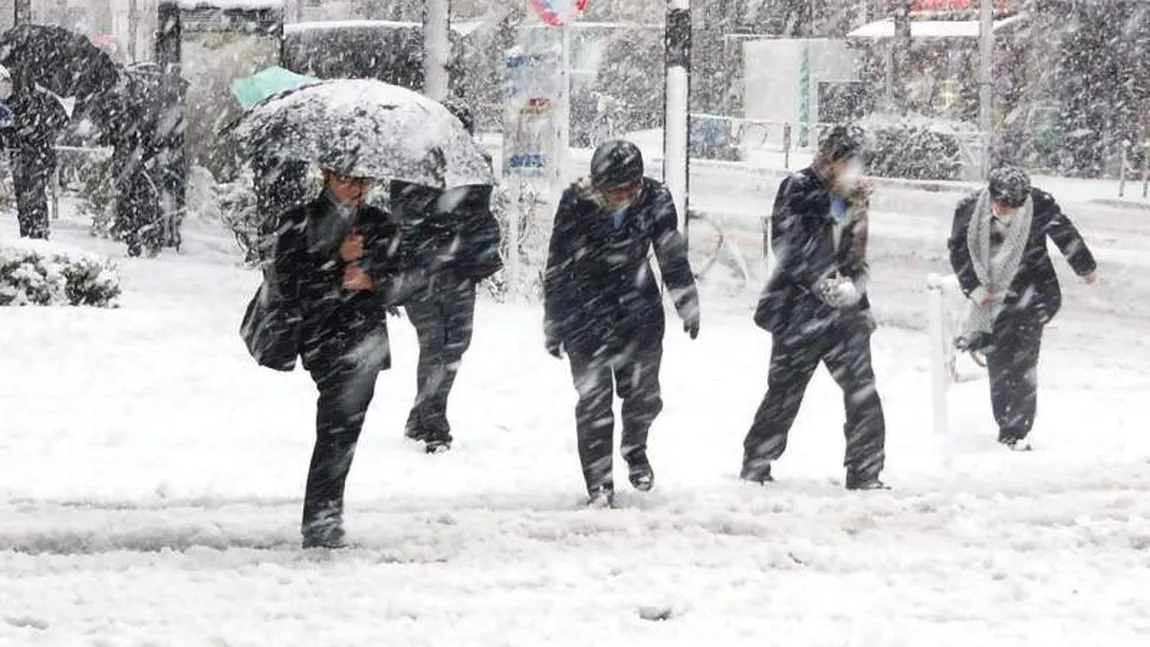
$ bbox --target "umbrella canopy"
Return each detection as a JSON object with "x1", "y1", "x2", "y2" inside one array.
[
  {"x1": 230, "y1": 66, "x2": 319, "y2": 111},
  {"x1": 0, "y1": 24, "x2": 121, "y2": 113},
  {"x1": 230, "y1": 79, "x2": 493, "y2": 189}
]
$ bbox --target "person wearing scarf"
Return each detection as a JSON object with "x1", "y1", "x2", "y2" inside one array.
[
  {"x1": 743, "y1": 124, "x2": 888, "y2": 491},
  {"x1": 948, "y1": 166, "x2": 1097, "y2": 451}
]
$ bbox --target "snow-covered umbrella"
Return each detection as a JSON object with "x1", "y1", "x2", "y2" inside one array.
[
  {"x1": 228, "y1": 79, "x2": 493, "y2": 189},
  {"x1": 0, "y1": 24, "x2": 121, "y2": 117},
  {"x1": 230, "y1": 66, "x2": 319, "y2": 111}
]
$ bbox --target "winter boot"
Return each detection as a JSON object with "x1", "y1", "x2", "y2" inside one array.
[
  {"x1": 625, "y1": 451, "x2": 654, "y2": 492},
  {"x1": 740, "y1": 460, "x2": 774, "y2": 485},
  {"x1": 1001, "y1": 438, "x2": 1033, "y2": 452},
  {"x1": 302, "y1": 519, "x2": 347, "y2": 550},
  {"x1": 587, "y1": 484, "x2": 615, "y2": 509},
  {"x1": 845, "y1": 472, "x2": 889, "y2": 491},
  {"x1": 424, "y1": 429, "x2": 453, "y2": 454}
]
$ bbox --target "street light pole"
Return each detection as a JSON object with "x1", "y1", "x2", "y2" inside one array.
[
  {"x1": 665, "y1": 0, "x2": 691, "y2": 240},
  {"x1": 978, "y1": 0, "x2": 994, "y2": 179},
  {"x1": 423, "y1": 0, "x2": 451, "y2": 101}
]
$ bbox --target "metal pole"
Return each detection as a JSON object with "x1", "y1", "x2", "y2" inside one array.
[
  {"x1": 978, "y1": 0, "x2": 994, "y2": 180},
  {"x1": 557, "y1": 22, "x2": 572, "y2": 192},
  {"x1": 128, "y1": 0, "x2": 140, "y2": 62},
  {"x1": 664, "y1": 0, "x2": 691, "y2": 238},
  {"x1": 14, "y1": 0, "x2": 30, "y2": 25},
  {"x1": 422, "y1": 0, "x2": 451, "y2": 101}
]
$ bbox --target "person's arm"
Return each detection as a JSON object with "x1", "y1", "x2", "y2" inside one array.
[
  {"x1": 543, "y1": 187, "x2": 579, "y2": 354},
  {"x1": 947, "y1": 194, "x2": 983, "y2": 299},
  {"x1": 648, "y1": 184, "x2": 700, "y2": 337},
  {"x1": 1040, "y1": 192, "x2": 1098, "y2": 279}
]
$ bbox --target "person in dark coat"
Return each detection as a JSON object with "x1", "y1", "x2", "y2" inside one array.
[
  {"x1": 389, "y1": 99, "x2": 503, "y2": 454},
  {"x1": 741, "y1": 125, "x2": 888, "y2": 491},
  {"x1": 948, "y1": 166, "x2": 1097, "y2": 451},
  {"x1": 6, "y1": 79, "x2": 69, "y2": 239},
  {"x1": 544, "y1": 140, "x2": 701, "y2": 507},
  {"x1": 272, "y1": 166, "x2": 417, "y2": 549},
  {"x1": 102, "y1": 65, "x2": 164, "y2": 257}
]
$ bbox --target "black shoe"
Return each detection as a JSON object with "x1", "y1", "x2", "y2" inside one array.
[
  {"x1": 845, "y1": 473, "x2": 889, "y2": 491},
  {"x1": 1000, "y1": 438, "x2": 1033, "y2": 452},
  {"x1": 405, "y1": 428, "x2": 429, "y2": 442},
  {"x1": 424, "y1": 429, "x2": 453, "y2": 454},
  {"x1": 301, "y1": 523, "x2": 347, "y2": 549},
  {"x1": 587, "y1": 485, "x2": 615, "y2": 509},
  {"x1": 740, "y1": 461, "x2": 774, "y2": 485},
  {"x1": 626, "y1": 454, "x2": 654, "y2": 492}
]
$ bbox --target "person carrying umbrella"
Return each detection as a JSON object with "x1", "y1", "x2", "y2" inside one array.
[
  {"x1": 543, "y1": 140, "x2": 701, "y2": 508},
  {"x1": 0, "y1": 24, "x2": 121, "y2": 239},
  {"x1": 389, "y1": 99, "x2": 503, "y2": 454},
  {"x1": 232, "y1": 79, "x2": 492, "y2": 546},
  {"x1": 269, "y1": 164, "x2": 414, "y2": 549}
]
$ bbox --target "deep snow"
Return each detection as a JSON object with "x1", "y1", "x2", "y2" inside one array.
[{"x1": 1, "y1": 191, "x2": 1148, "y2": 645}]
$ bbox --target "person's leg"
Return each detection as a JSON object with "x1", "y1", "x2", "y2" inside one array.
[
  {"x1": 616, "y1": 341, "x2": 663, "y2": 491},
  {"x1": 741, "y1": 333, "x2": 822, "y2": 482},
  {"x1": 302, "y1": 355, "x2": 382, "y2": 547},
  {"x1": 568, "y1": 350, "x2": 617, "y2": 501},
  {"x1": 822, "y1": 317, "x2": 887, "y2": 489}
]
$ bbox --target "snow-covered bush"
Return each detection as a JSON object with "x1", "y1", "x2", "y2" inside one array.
[
  {"x1": 860, "y1": 115, "x2": 965, "y2": 181},
  {"x1": 216, "y1": 171, "x2": 262, "y2": 265},
  {"x1": 0, "y1": 238, "x2": 121, "y2": 307}
]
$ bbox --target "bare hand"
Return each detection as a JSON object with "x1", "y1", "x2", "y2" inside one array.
[
  {"x1": 343, "y1": 264, "x2": 374, "y2": 291},
  {"x1": 340, "y1": 233, "x2": 365, "y2": 263}
]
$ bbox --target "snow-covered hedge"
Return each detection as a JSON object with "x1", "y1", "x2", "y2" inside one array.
[
  {"x1": 0, "y1": 238, "x2": 121, "y2": 307},
  {"x1": 860, "y1": 114, "x2": 966, "y2": 181}
]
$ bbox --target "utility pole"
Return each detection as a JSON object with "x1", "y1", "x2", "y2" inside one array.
[
  {"x1": 978, "y1": 0, "x2": 994, "y2": 178},
  {"x1": 423, "y1": 0, "x2": 451, "y2": 101},
  {"x1": 128, "y1": 0, "x2": 140, "y2": 61},
  {"x1": 14, "y1": 0, "x2": 30, "y2": 25},
  {"x1": 891, "y1": 0, "x2": 912, "y2": 114},
  {"x1": 665, "y1": 0, "x2": 691, "y2": 240}
]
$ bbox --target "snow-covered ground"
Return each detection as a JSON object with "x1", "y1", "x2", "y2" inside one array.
[{"x1": 1, "y1": 191, "x2": 1148, "y2": 645}]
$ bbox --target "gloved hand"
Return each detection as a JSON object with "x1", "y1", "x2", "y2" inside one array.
[
  {"x1": 683, "y1": 312, "x2": 700, "y2": 340},
  {"x1": 816, "y1": 275, "x2": 862, "y2": 309},
  {"x1": 545, "y1": 335, "x2": 564, "y2": 359}
]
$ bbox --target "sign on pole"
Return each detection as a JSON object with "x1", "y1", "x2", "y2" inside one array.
[{"x1": 530, "y1": 0, "x2": 589, "y2": 27}]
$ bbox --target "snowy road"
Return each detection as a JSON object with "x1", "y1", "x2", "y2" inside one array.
[{"x1": 2, "y1": 198, "x2": 1149, "y2": 645}]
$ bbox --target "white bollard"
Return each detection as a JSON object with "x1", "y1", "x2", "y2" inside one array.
[{"x1": 926, "y1": 273, "x2": 951, "y2": 436}]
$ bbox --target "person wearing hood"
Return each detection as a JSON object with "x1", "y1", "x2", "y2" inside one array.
[
  {"x1": 388, "y1": 99, "x2": 502, "y2": 454},
  {"x1": 270, "y1": 165, "x2": 425, "y2": 549},
  {"x1": 948, "y1": 166, "x2": 1097, "y2": 451},
  {"x1": 544, "y1": 139, "x2": 701, "y2": 507},
  {"x1": 3, "y1": 64, "x2": 69, "y2": 239},
  {"x1": 741, "y1": 124, "x2": 888, "y2": 491}
]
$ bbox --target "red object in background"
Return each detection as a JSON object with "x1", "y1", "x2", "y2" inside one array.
[{"x1": 913, "y1": 0, "x2": 1009, "y2": 11}]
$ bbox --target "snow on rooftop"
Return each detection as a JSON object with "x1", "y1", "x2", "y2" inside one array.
[
  {"x1": 284, "y1": 20, "x2": 483, "y2": 37},
  {"x1": 848, "y1": 14, "x2": 1026, "y2": 39},
  {"x1": 176, "y1": 0, "x2": 283, "y2": 9}
]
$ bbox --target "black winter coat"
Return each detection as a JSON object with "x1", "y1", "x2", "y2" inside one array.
[
  {"x1": 754, "y1": 168, "x2": 871, "y2": 336},
  {"x1": 271, "y1": 195, "x2": 416, "y2": 372},
  {"x1": 544, "y1": 177, "x2": 699, "y2": 355},
  {"x1": 948, "y1": 188, "x2": 1096, "y2": 324},
  {"x1": 389, "y1": 179, "x2": 503, "y2": 288}
]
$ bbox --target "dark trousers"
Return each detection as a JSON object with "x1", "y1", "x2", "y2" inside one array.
[
  {"x1": 11, "y1": 145, "x2": 55, "y2": 240},
  {"x1": 986, "y1": 309, "x2": 1043, "y2": 442},
  {"x1": 743, "y1": 315, "x2": 886, "y2": 479},
  {"x1": 302, "y1": 353, "x2": 382, "y2": 534},
  {"x1": 567, "y1": 341, "x2": 664, "y2": 494},
  {"x1": 404, "y1": 281, "x2": 477, "y2": 441}
]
